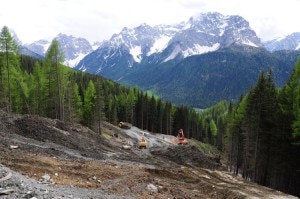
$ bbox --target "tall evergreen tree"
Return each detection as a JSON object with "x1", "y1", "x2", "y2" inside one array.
[
  {"x1": 148, "y1": 95, "x2": 157, "y2": 132},
  {"x1": 0, "y1": 26, "x2": 19, "y2": 112},
  {"x1": 44, "y1": 39, "x2": 65, "y2": 120},
  {"x1": 83, "y1": 80, "x2": 96, "y2": 127},
  {"x1": 28, "y1": 61, "x2": 47, "y2": 115},
  {"x1": 163, "y1": 101, "x2": 173, "y2": 135},
  {"x1": 239, "y1": 71, "x2": 280, "y2": 185},
  {"x1": 277, "y1": 60, "x2": 300, "y2": 195},
  {"x1": 94, "y1": 79, "x2": 105, "y2": 134}
]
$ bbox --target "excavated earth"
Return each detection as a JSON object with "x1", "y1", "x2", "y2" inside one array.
[{"x1": 0, "y1": 110, "x2": 298, "y2": 199}]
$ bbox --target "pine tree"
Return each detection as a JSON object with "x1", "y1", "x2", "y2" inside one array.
[
  {"x1": 0, "y1": 26, "x2": 19, "y2": 112},
  {"x1": 163, "y1": 101, "x2": 173, "y2": 135},
  {"x1": 28, "y1": 61, "x2": 47, "y2": 115},
  {"x1": 44, "y1": 39, "x2": 65, "y2": 120},
  {"x1": 209, "y1": 119, "x2": 217, "y2": 145},
  {"x1": 277, "y1": 60, "x2": 300, "y2": 195},
  {"x1": 240, "y1": 70, "x2": 279, "y2": 184},
  {"x1": 83, "y1": 80, "x2": 96, "y2": 127},
  {"x1": 10, "y1": 64, "x2": 30, "y2": 113},
  {"x1": 64, "y1": 79, "x2": 83, "y2": 123},
  {"x1": 148, "y1": 95, "x2": 157, "y2": 132},
  {"x1": 94, "y1": 79, "x2": 105, "y2": 134},
  {"x1": 289, "y1": 61, "x2": 300, "y2": 141},
  {"x1": 156, "y1": 99, "x2": 164, "y2": 133}
]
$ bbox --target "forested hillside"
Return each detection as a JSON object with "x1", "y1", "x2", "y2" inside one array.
[
  {"x1": 198, "y1": 62, "x2": 300, "y2": 197},
  {"x1": 0, "y1": 26, "x2": 204, "y2": 139},
  {"x1": 1, "y1": 25, "x2": 300, "y2": 197},
  {"x1": 119, "y1": 45, "x2": 300, "y2": 108}
]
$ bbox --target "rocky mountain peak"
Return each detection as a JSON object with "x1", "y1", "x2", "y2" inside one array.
[
  {"x1": 264, "y1": 32, "x2": 300, "y2": 51},
  {"x1": 76, "y1": 12, "x2": 263, "y2": 74},
  {"x1": 24, "y1": 33, "x2": 98, "y2": 67}
]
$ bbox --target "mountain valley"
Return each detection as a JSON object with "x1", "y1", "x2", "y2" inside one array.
[{"x1": 14, "y1": 12, "x2": 300, "y2": 108}]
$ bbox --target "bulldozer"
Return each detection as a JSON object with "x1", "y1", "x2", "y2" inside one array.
[
  {"x1": 118, "y1": 122, "x2": 132, "y2": 129},
  {"x1": 138, "y1": 132, "x2": 148, "y2": 149}
]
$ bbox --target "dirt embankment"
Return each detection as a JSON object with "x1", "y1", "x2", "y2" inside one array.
[{"x1": 0, "y1": 110, "x2": 298, "y2": 199}]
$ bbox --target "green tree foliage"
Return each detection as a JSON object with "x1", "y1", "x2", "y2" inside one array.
[
  {"x1": 28, "y1": 61, "x2": 47, "y2": 115},
  {"x1": 241, "y1": 71, "x2": 279, "y2": 183},
  {"x1": 10, "y1": 64, "x2": 30, "y2": 114},
  {"x1": 276, "y1": 60, "x2": 300, "y2": 195},
  {"x1": 94, "y1": 79, "x2": 105, "y2": 134},
  {"x1": 0, "y1": 26, "x2": 19, "y2": 112},
  {"x1": 284, "y1": 60, "x2": 300, "y2": 141},
  {"x1": 83, "y1": 80, "x2": 96, "y2": 127},
  {"x1": 224, "y1": 64, "x2": 300, "y2": 197},
  {"x1": 44, "y1": 39, "x2": 65, "y2": 120},
  {"x1": 209, "y1": 119, "x2": 217, "y2": 144},
  {"x1": 64, "y1": 79, "x2": 83, "y2": 123},
  {"x1": 1, "y1": 33, "x2": 300, "y2": 197}
]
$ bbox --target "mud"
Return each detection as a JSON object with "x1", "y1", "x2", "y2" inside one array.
[{"x1": 0, "y1": 110, "x2": 298, "y2": 199}]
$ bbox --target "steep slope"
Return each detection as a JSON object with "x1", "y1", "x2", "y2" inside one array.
[
  {"x1": 119, "y1": 46, "x2": 300, "y2": 108},
  {"x1": 0, "y1": 110, "x2": 298, "y2": 198},
  {"x1": 264, "y1": 32, "x2": 300, "y2": 51}
]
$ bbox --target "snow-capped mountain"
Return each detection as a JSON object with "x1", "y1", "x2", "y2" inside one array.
[
  {"x1": 76, "y1": 12, "x2": 262, "y2": 74},
  {"x1": 24, "y1": 39, "x2": 50, "y2": 56},
  {"x1": 263, "y1": 32, "x2": 300, "y2": 51},
  {"x1": 25, "y1": 33, "x2": 99, "y2": 67},
  {"x1": 8, "y1": 29, "x2": 43, "y2": 59}
]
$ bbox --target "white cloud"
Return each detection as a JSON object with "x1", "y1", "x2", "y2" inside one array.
[{"x1": 0, "y1": 0, "x2": 299, "y2": 44}]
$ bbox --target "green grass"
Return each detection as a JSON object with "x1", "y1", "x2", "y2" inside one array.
[{"x1": 189, "y1": 138, "x2": 220, "y2": 157}]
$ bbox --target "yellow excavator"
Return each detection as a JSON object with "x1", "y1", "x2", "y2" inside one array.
[
  {"x1": 118, "y1": 122, "x2": 132, "y2": 129},
  {"x1": 138, "y1": 132, "x2": 148, "y2": 149}
]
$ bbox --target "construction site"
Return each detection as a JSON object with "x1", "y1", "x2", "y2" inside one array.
[{"x1": 0, "y1": 110, "x2": 298, "y2": 199}]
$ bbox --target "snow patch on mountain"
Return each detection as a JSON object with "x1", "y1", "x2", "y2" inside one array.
[
  {"x1": 111, "y1": 34, "x2": 125, "y2": 47},
  {"x1": 242, "y1": 40, "x2": 259, "y2": 47},
  {"x1": 65, "y1": 52, "x2": 88, "y2": 68},
  {"x1": 25, "y1": 34, "x2": 99, "y2": 68},
  {"x1": 130, "y1": 46, "x2": 142, "y2": 63},
  {"x1": 78, "y1": 64, "x2": 87, "y2": 72},
  {"x1": 92, "y1": 42, "x2": 101, "y2": 50},
  {"x1": 164, "y1": 45, "x2": 182, "y2": 62},
  {"x1": 76, "y1": 12, "x2": 263, "y2": 74},
  {"x1": 183, "y1": 43, "x2": 220, "y2": 57},
  {"x1": 219, "y1": 22, "x2": 228, "y2": 36},
  {"x1": 148, "y1": 36, "x2": 172, "y2": 55}
]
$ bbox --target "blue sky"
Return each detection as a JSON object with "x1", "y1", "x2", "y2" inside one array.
[{"x1": 1, "y1": 0, "x2": 299, "y2": 43}]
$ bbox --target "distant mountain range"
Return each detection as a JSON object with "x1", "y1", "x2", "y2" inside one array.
[
  {"x1": 263, "y1": 32, "x2": 300, "y2": 51},
  {"x1": 23, "y1": 33, "x2": 100, "y2": 67},
  {"x1": 75, "y1": 12, "x2": 262, "y2": 75},
  {"x1": 14, "y1": 12, "x2": 300, "y2": 108}
]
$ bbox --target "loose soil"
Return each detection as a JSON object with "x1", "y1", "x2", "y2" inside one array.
[{"x1": 0, "y1": 110, "x2": 298, "y2": 199}]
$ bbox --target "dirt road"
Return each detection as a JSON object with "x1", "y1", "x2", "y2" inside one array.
[{"x1": 0, "y1": 110, "x2": 298, "y2": 199}]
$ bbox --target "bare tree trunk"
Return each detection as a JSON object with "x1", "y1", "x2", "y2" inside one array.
[{"x1": 254, "y1": 129, "x2": 259, "y2": 182}]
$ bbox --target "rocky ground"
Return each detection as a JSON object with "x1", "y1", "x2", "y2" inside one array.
[{"x1": 0, "y1": 110, "x2": 298, "y2": 199}]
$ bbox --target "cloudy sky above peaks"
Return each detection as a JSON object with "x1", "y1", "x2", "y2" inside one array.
[{"x1": 1, "y1": 0, "x2": 299, "y2": 44}]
